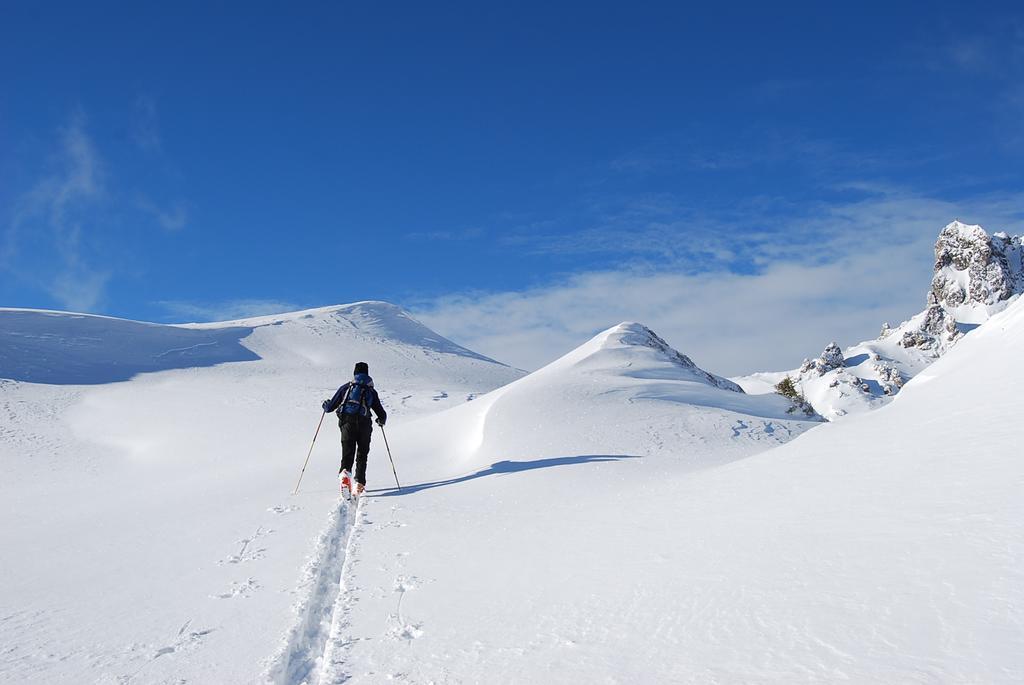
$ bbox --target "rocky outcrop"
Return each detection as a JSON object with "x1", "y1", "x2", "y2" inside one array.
[
  {"x1": 900, "y1": 221, "x2": 1024, "y2": 353},
  {"x1": 800, "y1": 342, "x2": 845, "y2": 376},
  {"x1": 931, "y1": 222, "x2": 1023, "y2": 308},
  {"x1": 873, "y1": 362, "x2": 905, "y2": 395}
]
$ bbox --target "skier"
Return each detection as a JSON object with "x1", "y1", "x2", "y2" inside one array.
[{"x1": 322, "y1": 362, "x2": 387, "y2": 498}]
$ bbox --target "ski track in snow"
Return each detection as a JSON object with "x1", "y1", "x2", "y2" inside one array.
[
  {"x1": 316, "y1": 501, "x2": 427, "y2": 684},
  {"x1": 315, "y1": 501, "x2": 373, "y2": 684},
  {"x1": 266, "y1": 497, "x2": 364, "y2": 685}
]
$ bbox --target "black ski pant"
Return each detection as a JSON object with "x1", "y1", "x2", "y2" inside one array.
[{"x1": 339, "y1": 414, "x2": 372, "y2": 485}]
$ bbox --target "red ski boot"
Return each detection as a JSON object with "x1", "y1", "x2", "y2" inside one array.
[{"x1": 339, "y1": 471, "x2": 353, "y2": 499}]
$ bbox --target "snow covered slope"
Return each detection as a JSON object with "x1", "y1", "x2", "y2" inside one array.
[
  {"x1": 264, "y1": 323, "x2": 821, "y2": 683},
  {"x1": 0, "y1": 301, "x2": 523, "y2": 684},
  {"x1": 0, "y1": 307, "x2": 260, "y2": 384},
  {"x1": 383, "y1": 322, "x2": 821, "y2": 481},
  {"x1": 5, "y1": 295, "x2": 1020, "y2": 684},
  {"x1": 735, "y1": 220, "x2": 1024, "y2": 419},
  {"x1": 315, "y1": 299, "x2": 1024, "y2": 684}
]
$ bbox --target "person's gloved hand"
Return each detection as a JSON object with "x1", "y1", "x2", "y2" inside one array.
[
  {"x1": 322, "y1": 399, "x2": 331, "y2": 412},
  {"x1": 376, "y1": 417, "x2": 386, "y2": 427}
]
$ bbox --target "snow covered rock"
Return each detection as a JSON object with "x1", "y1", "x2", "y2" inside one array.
[
  {"x1": 932, "y1": 220, "x2": 1023, "y2": 310},
  {"x1": 902, "y1": 221, "x2": 1024, "y2": 352},
  {"x1": 734, "y1": 220, "x2": 1024, "y2": 420},
  {"x1": 799, "y1": 341, "x2": 845, "y2": 376}
]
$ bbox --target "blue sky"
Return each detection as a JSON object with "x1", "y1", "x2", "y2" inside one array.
[{"x1": 3, "y1": 2, "x2": 1024, "y2": 373}]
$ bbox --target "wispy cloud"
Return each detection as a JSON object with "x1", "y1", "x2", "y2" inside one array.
[
  {"x1": 3, "y1": 108, "x2": 195, "y2": 312},
  {"x1": 131, "y1": 95, "x2": 162, "y2": 153},
  {"x1": 3, "y1": 114, "x2": 110, "y2": 311},
  {"x1": 497, "y1": 182, "x2": 1024, "y2": 270},
  {"x1": 413, "y1": 188, "x2": 1024, "y2": 376},
  {"x1": 604, "y1": 126, "x2": 943, "y2": 186},
  {"x1": 746, "y1": 78, "x2": 815, "y2": 104},
  {"x1": 947, "y1": 37, "x2": 996, "y2": 73},
  {"x1": 138, "y1": 196, "x2": 188, "y2": 232},
  {"x1": 157, "y1": 298, "x2": 304, "y2": 322},
  {"x1": 907, "y1": 17, "x2": 1024, "y2": 148},
  {"x1": 405, "y1": 227, "x2": 484, "y2": 241}
]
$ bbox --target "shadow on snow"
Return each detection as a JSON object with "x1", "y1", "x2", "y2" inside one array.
[
  {"x1": 368, "y1": 454, "x2": 640, "y2": 497},
  {"x1": 0, "y1": 310, "x2": 260, "y2": 384}
]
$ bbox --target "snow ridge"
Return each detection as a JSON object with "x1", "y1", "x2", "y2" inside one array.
[
  {"x1": 610, "y1": 323, "x2": 744, "y2": 392},
  {"x1": 0, "y1": 301, "x2": 514, "y2": 386},
  {"x1": 0, "y1": 309, "x2": 259, "y2": 384}
]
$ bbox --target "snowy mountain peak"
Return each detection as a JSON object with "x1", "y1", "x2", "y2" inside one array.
[
  {"x1": 0, "y1": 300, "x2": 512, "y2": 385},
  {"x1": 189, "y1": 300, "x2": 503, "y2": 364},
  {"x1": 558, "y1": 322, "x2": 743, "y2": 392},
  {"x1": 322, "y1": 301, "x2": 505, "y2": 364}
]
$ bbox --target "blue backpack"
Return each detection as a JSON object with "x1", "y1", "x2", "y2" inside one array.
[{"x1": 340, "y1": 378, "x2": 374, "y2": 417}]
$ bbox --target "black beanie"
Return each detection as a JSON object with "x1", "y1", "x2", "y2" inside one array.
[{"x1": 354, "y1": 361, "x2": 369, "y2": 375}]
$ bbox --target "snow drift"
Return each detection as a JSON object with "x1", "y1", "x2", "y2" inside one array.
[{"x1": 388, "y1": 321, "x2": 821, "y2": 485}]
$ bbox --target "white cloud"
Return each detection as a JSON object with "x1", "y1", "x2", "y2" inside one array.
[
  {"x1": 414, "y1": 260, "x2": 922, "y2": 377},
  {"x1": 413, "y1": 190, "x2": 1024, "y2": 376}
]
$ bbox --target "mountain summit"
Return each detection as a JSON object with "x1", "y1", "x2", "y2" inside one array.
[
  {"x1": 550, "y1": 322, "x2": 743, "y2": 392},
  {"x1": 0, "y1": 300, "x2": 512, "y2": 386}
]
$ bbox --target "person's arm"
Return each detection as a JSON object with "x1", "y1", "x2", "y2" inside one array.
[
  {"x1": 322, "y1": 383, "x2": 349, "y2": 413},
  {"x1": 372, "y1": 391, "x2": 388, "y2": 426}
]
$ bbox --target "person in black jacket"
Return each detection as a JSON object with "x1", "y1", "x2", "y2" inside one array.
[{"x1": 322, "y1": 362, "x2": 387, "y2": 496}]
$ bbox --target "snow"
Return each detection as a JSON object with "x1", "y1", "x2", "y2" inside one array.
[
  {"x1": 0, "y1": 302, "x2": 521, "y2": 684},
  {"x1": 324, "y1": 300, "x2": 1024, "y2": 684},
  {"x1": 2, "y1": 297, "x2": 1022, "y2": 683},
  {"x1": 381, "y1": 322, "x2": 820, "y2": 478},
  {"x1": 0, "y1": 307, "x2": 259, "y2": 384}
]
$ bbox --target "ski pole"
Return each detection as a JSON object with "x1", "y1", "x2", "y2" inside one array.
[
  {"x1": 293, "y1": 411, "x2": 326, "y2": 494},
  {"x1": 378, "y1": 424, "x2": 402, "y2": 491}
]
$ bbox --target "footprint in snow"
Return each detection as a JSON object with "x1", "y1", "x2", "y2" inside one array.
[
  {"x1": 387, "y1": 622, "x2": 425, "y2": 641},
  {"x1": 117, "y1": 620, "x2": 214, "y2": 683},
  {"x1": 211, "y1": 578, "x2": 259, "y2": 599},
  {"x1": 268, "y1": 504, "x2": 300, "y2": 515},
  {"x1": 394, "y1": 576, "x2": 420, "y2": 593},
  {"x1": 216, "y1": 526, "x2": 271, "y2": 565},
  {"x1": 378, "y1": 520, "x2": 408, "y2": 529}
]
